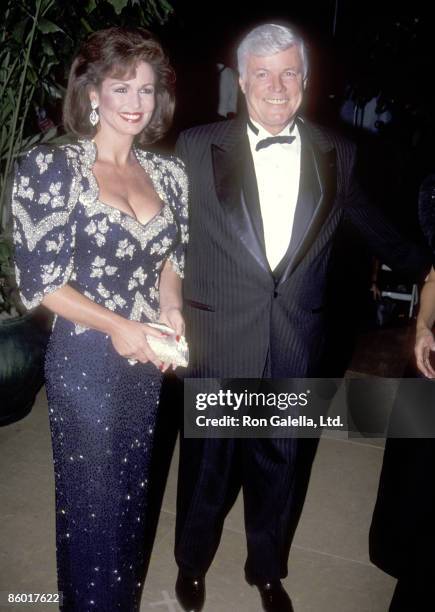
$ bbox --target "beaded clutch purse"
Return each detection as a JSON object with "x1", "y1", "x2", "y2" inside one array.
[{"x1": 146, "y1": 322, "x2": 189, "y2": 367}]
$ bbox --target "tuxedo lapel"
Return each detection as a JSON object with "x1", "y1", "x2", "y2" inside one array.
[
  {"x1": 275, "y1": 120, "x2": 337, "y2": 286},
  {"x1": 212, "y1": 122, "x2": 270, "y2": 274}
]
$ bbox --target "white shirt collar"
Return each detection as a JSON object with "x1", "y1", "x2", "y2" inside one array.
[
  {"x1": 248, "y1": 117, "x2": 295, "y2": 136},
  {"x1": 247, "y1": 118, "x2": 299, "y2": 153}
]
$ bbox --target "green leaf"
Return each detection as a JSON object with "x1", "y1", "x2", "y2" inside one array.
[
  {"x1": 77, "y1": 16, "x2": 93, "y2": 34},
  {"x1": 50, "y1": 132, "x2": 76, "y2": 145},
  {"x1": 39, "y1": 58, "x2": 61, "y2": 78},
  {"x1": 41, "y1": 37, "x2": 55, "y2": 56},
  {"x1": 151, "y1": 0, "x2": 173, "y2": 14},
  {"x1": 161, "y1": 0, "x2": 173, "y2": 11},
  {"x1": 40, "y1": 126, "x2": 58, "y2": 142},
  {"x1": 6, "y1": 87, "x2": 15, "y2": 105},
  {"x1": 41, "y1": 0, "x2": 56, "y2": 14},
  {"x1": 21, "y1": 133, "x2": 42, "y2": 150},
  {"x1": 85, "y1": 0, "x2": 97, "y2": 12},
  {"x1": 0, "y1": 241, "x2": 12, "y2": 260},
  {"x1": 11, "y1": 19, "x2": 29, "y2": 44},
  {"x1": 26, "y1": 65, "x2": 38, "y2": 85},
  {"x1": 42, "y1": 82, "x2": 63, "y2": 99},
  {"x1": 37, "y1": 18, "x2": 64, "y2": 34},
  {"x1": 105, "y1": 0, "x2": 129, "y2": 16}
]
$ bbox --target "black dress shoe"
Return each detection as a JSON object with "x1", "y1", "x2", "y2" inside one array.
[
  {"x1": 175, "y1": 571, "x2": 205, "y2": 611},
  {"x1": 256, "y1": 581, "x2": 294, "y2": 612}
]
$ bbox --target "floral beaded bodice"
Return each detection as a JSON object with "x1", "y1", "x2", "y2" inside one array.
[{"x1": 12, "y1": 139, "x2": 188, "y2": 333}]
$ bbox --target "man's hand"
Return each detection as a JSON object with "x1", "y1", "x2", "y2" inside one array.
[{"x1": 415, "y1": 326, "x2": 435, "y2": 378}]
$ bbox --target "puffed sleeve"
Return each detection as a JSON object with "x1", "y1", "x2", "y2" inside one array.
[
  {"x1": 12, "y1": 145, "x2": 77, "y2": 309},
  {"x1": 167, "y1": 156, "x2": 189, "y2": 278}
]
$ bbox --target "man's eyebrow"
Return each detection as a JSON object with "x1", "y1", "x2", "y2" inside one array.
[{"x1": 252, "y1": 66, "x2": 299, "y2": 72}]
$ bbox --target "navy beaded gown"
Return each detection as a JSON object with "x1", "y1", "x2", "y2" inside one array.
[{"x1": 12, "y1": 139, "x2": 188, "y2": 611}]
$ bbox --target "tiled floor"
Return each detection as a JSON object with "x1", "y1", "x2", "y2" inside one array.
[{"x1": 0, "y1": 382, "x2": 396, "y2": 612}]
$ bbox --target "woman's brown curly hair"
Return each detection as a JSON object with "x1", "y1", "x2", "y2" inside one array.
[{"x1": 63, "y1": 27, "x2": 175, "y2": 145}]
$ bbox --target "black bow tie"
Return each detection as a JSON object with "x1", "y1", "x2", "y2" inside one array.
[{"x1": 255, "y1": 135, "x2": 295, "y2": 151}]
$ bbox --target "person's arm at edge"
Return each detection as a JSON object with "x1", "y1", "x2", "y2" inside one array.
[{"x1": 415, "y1": 267, "x2": 435, "y2": 378}]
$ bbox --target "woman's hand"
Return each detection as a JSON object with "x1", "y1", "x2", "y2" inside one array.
[
  {"x1": 415, "y1": 325, "x2": 435, "y2": 378},
  {"x1": 158, "y1": 307, "x2": 185, "y2": 371},
  {"x1": 158, "y1": 259, "x2": 184, "y2": 370},
  {"x1": 159, "y1": 307, "x2": 185, "y2": 336},
  {"x1": 109, "y1": 318, "x2": 166, "y2": 370}
]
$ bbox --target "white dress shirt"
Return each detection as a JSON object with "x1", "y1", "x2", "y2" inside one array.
[{"x1": 247, "y1": 118, "x2": 301, "y2": 271}]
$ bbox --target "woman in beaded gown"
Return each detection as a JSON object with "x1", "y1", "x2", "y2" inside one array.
[{"x1": 12, "y1": 28, "x2": 188, "y2": 612}]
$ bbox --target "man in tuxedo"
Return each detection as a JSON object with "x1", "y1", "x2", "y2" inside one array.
[{"x1": 174, "y1": 23, "x2": 429, "y2": 612}]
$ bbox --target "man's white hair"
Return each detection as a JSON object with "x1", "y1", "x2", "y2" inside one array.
[{"x1": 237, "y1": 23, "x2": 308, "y2": 80}]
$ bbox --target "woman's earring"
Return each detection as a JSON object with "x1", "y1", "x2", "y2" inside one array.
[{"x1": 89, "y1": 100, "x2": 99, "y2": 127}]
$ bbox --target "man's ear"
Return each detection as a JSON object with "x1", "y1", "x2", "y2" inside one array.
[
  {"x1": 239, "y1": 76, "x2": 246, "y2": 94},
  {"x1": 303, "y1": 77, "x2": 308, "y2": 90}
]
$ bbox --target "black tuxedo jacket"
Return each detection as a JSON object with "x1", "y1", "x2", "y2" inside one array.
[{"x1": 176, "y1": 117, "x2": 429, "y2": 378}]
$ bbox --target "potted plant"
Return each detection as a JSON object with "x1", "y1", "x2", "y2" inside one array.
[
  {"x1": 0, "y1": 233, "x2": 52, "y2": 426},
  {"x1": 0, "y1": 1, "x2": 57, "y2": 425}
]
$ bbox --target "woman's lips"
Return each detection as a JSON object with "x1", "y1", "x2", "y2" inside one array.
[{"x1": 119, "y1": 112, "x2": 144, "y2": 123}]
